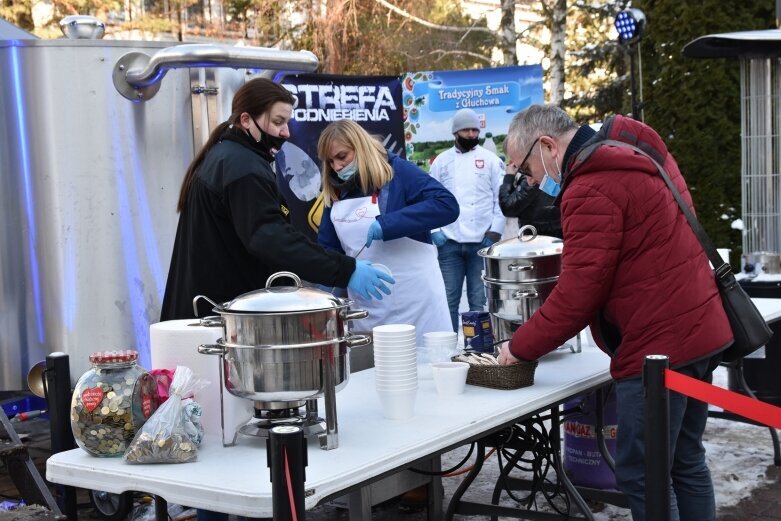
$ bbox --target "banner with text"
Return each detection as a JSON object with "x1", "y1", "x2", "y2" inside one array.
[
  {"x1": 400, "y1": 65, "x2": 544, "y2": 170},
  {"x1": 278, "y1": 73, "x2": 404, "y2": 239}
]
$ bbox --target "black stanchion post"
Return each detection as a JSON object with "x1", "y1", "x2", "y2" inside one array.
[
  {"x1": 267, "y1": 425, "x2": 307, "y2": 521},
  {"x1": 644, "y1": 355, "x2": 670, "y2": 521},
  {"x1": 45, "y1": 352, "x2": 78, "y2": 520}
]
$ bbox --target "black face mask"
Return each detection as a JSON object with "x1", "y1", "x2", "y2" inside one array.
[
  {"x1": 456, "y1": 135, "x2": 479, "y2": 152},
  {"x1": 249, "y1": 117, "x2": 287, "y2": 157}
]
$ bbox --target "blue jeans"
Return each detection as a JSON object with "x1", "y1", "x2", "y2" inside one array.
[
  {"x1": 614, "y1": 357, "x2": 716, "y2": 521},
  {"x1": 437, "y1": 240, "x2": 487, "y2": 331}
]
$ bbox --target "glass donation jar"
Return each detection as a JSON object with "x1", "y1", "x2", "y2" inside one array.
[{"x1": 70, "y1": 350, "x2": 158, "y2": 457}]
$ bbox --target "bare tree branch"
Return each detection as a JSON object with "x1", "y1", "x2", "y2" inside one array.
[
  {"x1": 404, "y1": 49, "x2": 493, "y2": 64},
  {"x1": 373, "y1": 0, "x2": 495, "y2": 35}
]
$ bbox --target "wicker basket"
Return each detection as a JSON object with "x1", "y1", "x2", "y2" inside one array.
[{"x1": 452, "y1": 355, "x2": 538, "y2": 390}]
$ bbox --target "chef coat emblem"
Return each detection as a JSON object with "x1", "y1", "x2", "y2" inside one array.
[{"x1": 475, "y1": 159, "x2": 485, "y2": 169}]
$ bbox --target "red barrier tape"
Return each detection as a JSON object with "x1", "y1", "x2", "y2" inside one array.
[
  {"x1": 283, "y1": 447, "x2": 298, "y2": 521},
  {"x1": 664, "y1": 369, "x2": 781, "y2": 430}
]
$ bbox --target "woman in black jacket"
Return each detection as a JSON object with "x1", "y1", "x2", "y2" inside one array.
[{"x1": 161, "y1": 78, "x2": 393, "y2": 321}]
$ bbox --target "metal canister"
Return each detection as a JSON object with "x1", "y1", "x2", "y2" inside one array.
[{"x1": 70, "y1": 350, "x2": 158, "y2": 457}]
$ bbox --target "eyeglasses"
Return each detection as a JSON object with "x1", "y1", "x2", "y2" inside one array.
[{"x1": 516, "y1": 136, "x2": 541, "y2": 178}]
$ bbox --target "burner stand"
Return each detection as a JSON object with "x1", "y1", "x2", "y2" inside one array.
[{"x1": 238, "y1": 403, "x2": 326, "y2": 439}]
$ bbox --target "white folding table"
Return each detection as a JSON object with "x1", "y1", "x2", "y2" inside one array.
[
  {"x1": 47, "y1": 298, "x2": 781, "y2": 519},
  {"x1": 47, "y1": 346, "x2": 611, "y2": 518}
]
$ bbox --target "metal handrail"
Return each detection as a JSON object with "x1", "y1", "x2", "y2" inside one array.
[
  {"x1": 127, "y1": 44, "x2": 317, "y2": 87},
  {"x1": 113, "y1": 43, "x2": 318, "y2": 101}
]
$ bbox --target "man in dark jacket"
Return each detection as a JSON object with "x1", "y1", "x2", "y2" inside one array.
[
  {"x1": 498, "y1": 165, "x2": 562, "y2": 238},
  {"x1": 498, "y1": 104, "x2": 733, "y2": 521}
]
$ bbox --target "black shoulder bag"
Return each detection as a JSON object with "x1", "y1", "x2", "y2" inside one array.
[{"x1": 585, "y1": 140, "x2": 772, "y2": 362}]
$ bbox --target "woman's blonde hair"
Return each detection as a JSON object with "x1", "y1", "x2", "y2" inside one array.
[{"x1": 317, "y1": 120, "x2": 394, "y2": 207}]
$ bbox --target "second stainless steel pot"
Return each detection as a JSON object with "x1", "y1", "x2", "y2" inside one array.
[
  {"x1": 483, "y1": 277, "x2": 559, "y2": 322},
  {"x1": 479, "y1": 225, "x2": 563, "y2": 283}
]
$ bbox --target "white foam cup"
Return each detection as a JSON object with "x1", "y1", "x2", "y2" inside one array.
[
  {"x1": 431, "y1": 362, "x2": 469, "y2": 396},
  {"x1": 423, "y1": 331, "x2": 458, "y2": 342},
  {"x1": 377, "y1": 388, "x2": 417, "y2": 419},
  {"x1": 374, "y1": 324, "x2": 416, "y2": 335},
  {"x1": 375, "y1": 366, "x2": 418, "y2": 377},
  {"x1": 373, "y1": 341, "x2": 417, "y2": 352},
  {"x1": 375, "y1": 371, "x2": 418, "y2": 382},
  {"x1": 374, "y1": 351, "x2": 417, "y2": 360},
  {"x1": 376, "y1": 367, "x2": 417, "y2": 377}
]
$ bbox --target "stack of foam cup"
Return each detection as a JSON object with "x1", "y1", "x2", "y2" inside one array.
[
  {"x1": 420, "y1": 331, "x2": 460, "y2": 380},
  {"x1": 372, "y1": 324, "x2": 418, "y2": 420}
]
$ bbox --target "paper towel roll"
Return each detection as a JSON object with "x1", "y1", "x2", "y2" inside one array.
[{"x1": 150, "y1": 320, "x2": 253, "y2": 442}]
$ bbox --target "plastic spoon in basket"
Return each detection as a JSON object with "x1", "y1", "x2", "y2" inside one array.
[{"x1": 463, "y1": 338, "x2": 507, "y2": 357}]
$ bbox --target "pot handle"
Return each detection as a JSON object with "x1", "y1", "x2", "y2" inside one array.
[
  {"x1": 266, "y1": 271, "x2": 302, "y2": 288},
  {"x1": 346, "y1": 335, "x2": 371, "y2": 348},
  {"x1": 198, "y1": 344, "x2": 226, "y2": 356},
  {"x1": 342, "y1": 309, "x2": 369, "y2": 321},
  {"x1": 507, "y1": 262, "x2": 534, "y2": 272},
  {"x1": 512, "y1": 289, "x2": 539, "y2": 299},
  {"x1": 518, "y1": 225, "x2": 538, "y2": 242},
  {"x1": 199, "y1": 316, "x2": 223, "y2": 328},
  {"x1": 193, "y1": 295, "x2": 220, "y2": 317}
]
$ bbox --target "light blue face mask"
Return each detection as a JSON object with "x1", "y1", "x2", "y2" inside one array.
[
  {"x1": 337, "y1": 160, "x2": 357, "y2": 181},
  {"x1": 539, "y1": 173, "x2": 561, "y2": 197},
  {"x1": 538, "y1": 143, "x2": 562, "y2": 197}
]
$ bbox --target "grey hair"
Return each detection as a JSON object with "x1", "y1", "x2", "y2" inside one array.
[{"x1": 505, "y1": 104, "x2": 578, "y2": 157}]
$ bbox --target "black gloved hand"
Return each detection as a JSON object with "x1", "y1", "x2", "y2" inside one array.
[
  {"x1": 484, "y1": 231, "x2": 502, "y2": 243},
  {"x1": 481, "y1": 231, "x2": 502, "y2": 248}
]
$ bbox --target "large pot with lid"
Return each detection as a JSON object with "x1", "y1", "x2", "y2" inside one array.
[
  {"x1": 197, "y1": 272, "x2": 370, "y2": 404},
  {"x1": 483, "y1": 277, "x2": 559, "y2": 322},
  {"x1": 479, "y1": 226, "x2": 563, "y2": 322},
  {"x1": 479, "y1": 225, "x2": 563, "y2": 283}
]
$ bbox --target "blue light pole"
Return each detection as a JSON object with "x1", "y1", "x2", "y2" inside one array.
[{"x1": 615, "y1": 8, "x2": 647, "y2": 122}]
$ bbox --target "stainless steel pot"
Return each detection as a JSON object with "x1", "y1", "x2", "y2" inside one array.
[
  {"x1": 202, "y1": 338, "x2": 354, "y2": 403},
  {"x1": 745, "y1": 251, "x2": 781, "y2": 275},
  {"x1": 479, "y1": 225, "x2": 563, "y2": 283},
  {"x1": 197, "y1": 272, "x2": 370, "y2": 403},
  {"x1": 484, "y1": 278, "x2": 559, "y2": 322}
]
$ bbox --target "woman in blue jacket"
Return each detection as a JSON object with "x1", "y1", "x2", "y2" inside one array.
[{"x1": 317, "y1": 120, "x2": 458, "y2": 342}]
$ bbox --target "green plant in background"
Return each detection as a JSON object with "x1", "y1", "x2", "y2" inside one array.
[
  {"x1": 562, "y1": 0, "x2": 627, "y2": 124},
  {"x1": 632, "y1": 0, "x2": 775, "y2": 263}
]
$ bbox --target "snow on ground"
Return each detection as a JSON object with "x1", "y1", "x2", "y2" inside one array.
[{"x1": 431, "y1": 366, "x2": 777, "y2": 520}]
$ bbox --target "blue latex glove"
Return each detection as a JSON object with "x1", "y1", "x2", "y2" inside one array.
[
  {"x1": 365, "y1": 220, "x2": 384, "y2": 248},
  {"x1": 431, "y1": 231, "x2": 448, "y2": 247},
  {"x1": 481, "y1": 232, "x2": 502, "y2": 249},
  {"x1": 347, "y1": 260, "x2": 395, "y2": 300}
]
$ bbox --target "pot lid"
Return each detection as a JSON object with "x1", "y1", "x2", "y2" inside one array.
[
  {"x1": 219, "y1": 272, "x2": 344, "y2": 313},
  {"x1": 481, "y1": 225, "x2": 563, "y2": 258}
]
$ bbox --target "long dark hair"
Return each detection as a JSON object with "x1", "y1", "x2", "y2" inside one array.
[{"x1": 176, "y1": 78, "x2": 296, "y2": 212}]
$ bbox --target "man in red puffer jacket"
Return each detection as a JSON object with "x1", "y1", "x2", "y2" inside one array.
[{"x1": 498, "y1": 105, "x2": 733, "y2": 521}]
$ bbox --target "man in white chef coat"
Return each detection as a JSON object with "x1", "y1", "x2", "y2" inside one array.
[{"x1": 429, "y1": 108, "x2": 506, "y2": 332}]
